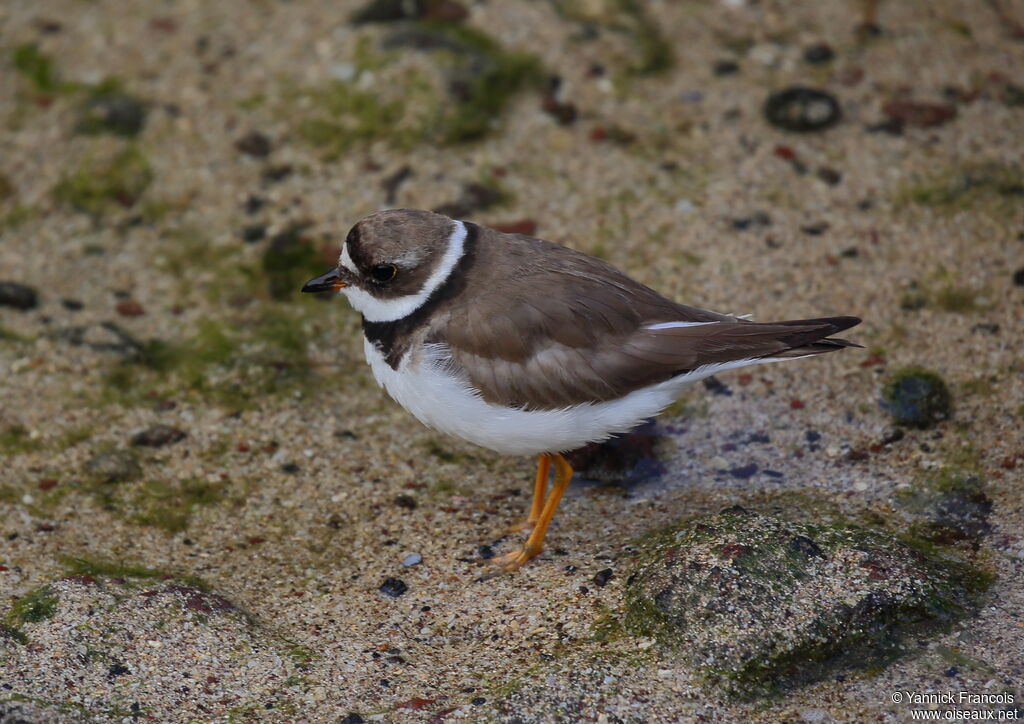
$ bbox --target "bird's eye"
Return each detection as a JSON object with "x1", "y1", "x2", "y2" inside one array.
[{"x1": 369, "y1": 263, "x2": 398, "y2": 283}]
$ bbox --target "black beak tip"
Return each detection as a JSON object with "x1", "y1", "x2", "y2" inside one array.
[{"x1": 301, "y1": 268, "x2": 342, "y2": 294}]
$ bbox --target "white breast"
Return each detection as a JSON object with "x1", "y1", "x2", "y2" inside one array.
[{"x1": 362, "y1": 338, "x2": 772, "y2": 456}]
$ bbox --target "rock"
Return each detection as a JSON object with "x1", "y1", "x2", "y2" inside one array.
[
  {"x1": 235, "y1": 131, "x2": 272, "y2": 158},
  {"x1": 880, "y1": 367, "x2": 953, "y2": 428},
  {"x1": 1013, "y1": 267, "x2": 1024, "y2": 286},
  {"x1": 803, "y1": 43, "x2": 834, "y2": 64},
  {"x1": 882, "y1": 100, "x2": 957, "y2": 129},
  {"x1": 0, "y1": 281, "x2": 39, "y2": 311},
  {"x1": 77, "y1": 91, "x2": 147, "y2": 137},
  {"x1": 764, "y1": 87, "x2": 842, "y2": 132},
  {"x1": 433, "y1": 182, "x2": 506, "y2": 218},
  {"x1": 713, "y1": 59, "x2": 739, "y2": 76},
  {"x1": 241, "y1": 224, "x2": 267, "y2": 243},
  {"x1": 624, "y1": 507, "x2": 988, "y2": 698},
  {"x1": 896, "y1": 471, "x2": 992, "y2": 548},
  {"x1": 402, "y1": 553, "x2": 422, "y2": 567},
  {"x1": 0, "y1": 573, "x2": 308, "y2": 721},
  {"x1": 83, "y1": 450, "x2": 141, "y2": 483},
  {"x1": 379, "y1": 577, "x2": 408, "y2": 598},
  {"x1": 592, "y1": 568, "x2": 614, "y2": 587},
  {"x1": 130, "y1": 424, "x2": 187, "y2": 447},
  {"x1": 115, "y1": 300, "x2": 145, "y2": 316}
]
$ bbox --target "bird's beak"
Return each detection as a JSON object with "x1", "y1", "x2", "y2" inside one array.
[{"x1": 301, "y1": 268, "x2": 347, "y2": 293}]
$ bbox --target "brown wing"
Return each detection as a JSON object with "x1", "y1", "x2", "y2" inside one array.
[{"x1": 435, "y1": 229, "x2": 859, "y2": 410}]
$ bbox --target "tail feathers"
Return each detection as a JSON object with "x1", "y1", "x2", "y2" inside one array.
[{"x1": 758, "y1": 315, "x2": 862, "y2": 360}]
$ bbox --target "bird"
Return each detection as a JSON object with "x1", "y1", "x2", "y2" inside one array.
[{"x1": 302, "y1": 209, "x2": 860, "y2": 571}]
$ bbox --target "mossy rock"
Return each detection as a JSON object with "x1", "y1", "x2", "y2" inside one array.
[
  {"x1": 896, "y1": 470, "x2": 992, "y2": 549},
  {"x1": 880, "y1": 367, "x2": 953, "y2": 428},
  {"x1": 623, "y1": 507, "x2": 990, "y2": 699}
]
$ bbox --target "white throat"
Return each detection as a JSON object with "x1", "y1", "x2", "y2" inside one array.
[{"x1": 340, "y1": 220, "x2": 467, "y2": 323}]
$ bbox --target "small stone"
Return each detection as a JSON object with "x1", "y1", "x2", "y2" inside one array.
[
  {"x1": 281, "y1": 462, "x2": 300, "y2": 474},
  {"x1": 402, "y1": 553, "x2": 422, "y2": 567},
  {"x1": 592, "y1": 568, "x2": 614, "y2": 587},
  {"x1": 107, "y1": 664, "x2": 130, "y2": 678},
  {"x1": 340, "y1": 715, "x2": 365, "y2": 724},
  {"x1": 393, "y1": 494, "x2": 418, "y2": 510},
  {"x1": 78, "y1": 92, "x2": 147, "y2": 137},
  {"x1": 130, "y1": 424, "x2": 186, "y2": 447},
  {"x1": 61, "y1": 298, "x2": 84, "y2": 311},
  {"x1": 803, "y1": 44, "x2": 835, "y2": 64},
  {"x1": 880, "y1": 367, "x2": 953, "y2": 428},
  {"x1": 728, "y1": 463, "x2": 759, "y2": 479},
  {"x1": 0, "y1": 281, "x2": 39, "y2": 311},
  {"x1": 713, "y1": 59, "x2": 739, "y2": 76},
  {"x1": 115, "y1": 300, "x2": 145, "y2": 317},
  {"x1": 236, "y1": 131, "x2": 272, "y2": 158},
  {"x1": 379, "y1": 577, "x2": 408, "y2": 598},
  {"x1": 241, "y1": 224, "x2": 267, "y2": 243},
  {"x1": 471, "y1": 697, "x2": 486, "y2": 705},
  {"x1": 243, "y1": 195, "x2": 266, "y2": 214},
  {"x1": 477, "y1": 544, "x2": 495, "y2": 560},
  {"x1": 84, "y1": 450, "x2": 141, "y2": 483},
  {"x1": 816, "y1": 167, "x2": 842, "y2": 185},
  {"x1": 1012, "y1": 267, "x2": 1024, "y2": 286},
  {"x1": 764, "y1": 87, "x2": 842, "y2": 133},
  {"x1": 703, "y1": 377, "x2": 732, "y2": 396},
  {"x1": 882, "y1": 100, "x2": 957, "y2": 129}
]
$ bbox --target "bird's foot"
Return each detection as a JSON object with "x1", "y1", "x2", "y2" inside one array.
[{"x1": 491, "y1": 544, "x2": 542, "y2": 572}]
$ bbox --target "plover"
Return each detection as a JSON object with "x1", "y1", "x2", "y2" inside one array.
[{"x1": 303, "y1": 209, "x2": 860, "y2": 571}]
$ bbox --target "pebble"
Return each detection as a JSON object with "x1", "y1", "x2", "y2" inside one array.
[
  {"x1": 235, "y1": 131, "x2": 273, "y2": 158},
  {"x1": 402, "y1": 553, "x2": 422, "y2": 567},
  {"x1": 379, "y1": 577, "x2": 408, "y2": 598},
  {"x1": 116, "y1": 300, "x2": 145, "y2": 317},
  {"x1": 83, "y1": 450, "x2": 142, "y2": 483},
  {"x1": 713, "y1": 59, "x2": 739, "y2": 76},
  {"x1": 592, "y1": 568, "x2": 614, "y2": 587},
  {"x1": 78, "y1": 92, "x2": 147, "y2": 137},
  {"x1": 130, "y1": 425, "x2": 187, "y2": 447},
  {"x1": 803, "y1": 44, "x2": 834, "y2": 64},
  {"x1": 882, "y1": 100, "x2": 956, "y2": 129},
  {"x1": 764, "y1": 87, "x2": 842, "y2": 133},
  {"x1": 0, "y1": 281, "x2": 39, "y2": 311},
  {"x1": 1012, "y1": 267, "x2": 1024, "y2": 286}
]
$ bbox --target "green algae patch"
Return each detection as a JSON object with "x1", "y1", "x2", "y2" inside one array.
[
  {"x1": 59, "y1": 556, "x2": 211, "y2": 592},
  {"x1": 896, "y1": 162, "x2": 1024, "y2": 212},
  {"x1": 0, "y1": 424, "x2": 44, "y2": 454},
  {"x1": 552, "y1": 0, "x2": 673, "y2": 76},
  {"x1": 7, "y1": 586, "x2": 59, "y2": 626},
  {"x1": 297, "y1": 81, "x2": 411, "y2": 157},
  {"x1": 415, "y1": 22, "x2": 544, "y2": 143},
  {"x1": 880, "y1": 367, "x2": 953, "y2": 428},
  {"x1": 11, "y1": 44, "x2": 76, "y2": 94},
  {"x1": 295, "y1": 22, "x2": 544, "y2": 151},
  {"x1": 896, "y1": 469, "x2": 992, "y2": 548},
  {"x1": 623, "y1": 507, "x2": 990, "y2": 700},
  {"x1": 54, "y1": 145, "x2": 153, "y2": 216},
  {"x1": 130, "y1": 478, "x2": 227, "y2": 533},
  {"x1": 101, "y1": 303, "x2": 339, "y2": 410}
]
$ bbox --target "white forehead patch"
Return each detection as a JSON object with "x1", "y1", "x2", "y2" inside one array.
[
  {"x1": 339, "y1": 245, "x2": 359, "y2": 275},
  {"x1": 340, "y1": 219, "x2": 467, "y2": 323}
]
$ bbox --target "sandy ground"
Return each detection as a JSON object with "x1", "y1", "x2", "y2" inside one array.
[{"x1": 1, "y1": 0, "x2": 1023, "y2": 721}]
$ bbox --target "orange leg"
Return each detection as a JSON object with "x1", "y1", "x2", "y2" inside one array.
[
  {"x1": 493, "y1": 454, "x2": 574, "y2": 572},
  {"x1": 506, "y1": 453, "x2": 551, "y2": 533}
]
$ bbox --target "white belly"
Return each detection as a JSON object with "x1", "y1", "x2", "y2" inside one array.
[{"x1": 363, "y1": 338, "x2": 720, "y2": 456}]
